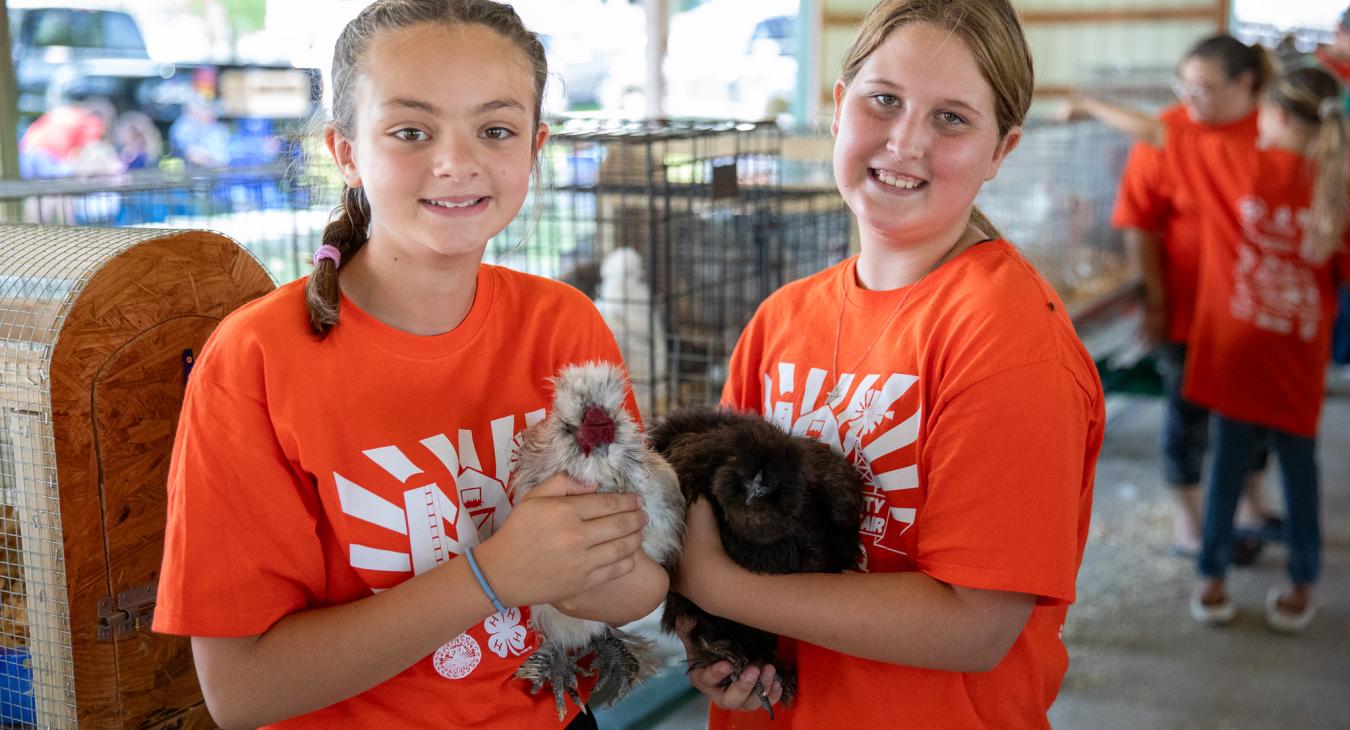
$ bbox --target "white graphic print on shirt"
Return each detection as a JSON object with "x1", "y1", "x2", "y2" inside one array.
[
  {"x1": 761, "y1": 362, "x2": 920, "y2": 571},
  {"x1": 330, "y1": 408, "x2": 547, "y2": 679},
  {"x1": 1233, "y1": 195, "x2": 1321, "y2": 341}
]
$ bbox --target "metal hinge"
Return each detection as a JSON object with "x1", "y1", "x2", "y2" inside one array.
[{"x1": 97, "y1": 580, "x2": 158, "y2": 641}]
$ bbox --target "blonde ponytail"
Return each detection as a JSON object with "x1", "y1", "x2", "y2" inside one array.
[
  {"x1": 1268, "y1": 67, "x2": 1348, "y2": 263},
  {"x1": 1304, "y1": 100, "x2": 1349, "y2": 263},
  {"x1": 969, "y1": 206, "x2": 1003, "y2": 241}
]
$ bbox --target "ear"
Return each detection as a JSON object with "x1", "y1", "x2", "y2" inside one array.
[
  {"x1": 532, "y1": 122, "x2": 550, "y2": 168},
  {"x1": 1235, "y1": 69, "x2": 1257, "y2": 97},
  {"x1": 831, "y1": 79, "x2": 846, "y2": 138},
  {"x1": 325, "y1": 124, "x2": 361, "y2": 188},
  {"x1": 984, "y1": 126, "x2": 1022, "y2": 182}
]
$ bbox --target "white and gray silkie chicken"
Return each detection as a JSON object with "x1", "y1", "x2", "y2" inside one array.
[
  {"x1": 594, "y1": 247, "x2": 668, "y2": 415},
  {"x1": 509, "y1": 361, "x2": 685, "y2": 719}
]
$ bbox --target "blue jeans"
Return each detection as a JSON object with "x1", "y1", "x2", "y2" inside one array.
[
  {"x1": 1198, "y1": 415, "x2": 1321, "y2": 585},
  {"x1": 1333, "y1": 288, "x2": 1350, "y2": 365},
  {"x1": 1157, "y1": 343, "x2": 1268, "y2": 485},
  {"x1": 1156, "y1": 343, "x2": 1210, "y2": 486}
]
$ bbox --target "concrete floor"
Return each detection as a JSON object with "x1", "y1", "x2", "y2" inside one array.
[{"x1": 637, "y1": 376, "x2": 1350, "y2": 730}]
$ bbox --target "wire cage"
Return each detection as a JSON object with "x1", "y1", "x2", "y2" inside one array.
[
  {"x1": 0, "y1": 224, "x2": 274, "y2": 727},
  {"x1": 976, "y1": 118, "x2": 1135, "y2": 314},
  {"x1": 484, "y1": 119, "x2": 853, "y2": 417}
]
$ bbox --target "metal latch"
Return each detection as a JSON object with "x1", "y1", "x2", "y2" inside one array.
[{"x1": 97, "y1": 581, "x2": 158, "y2": 641}]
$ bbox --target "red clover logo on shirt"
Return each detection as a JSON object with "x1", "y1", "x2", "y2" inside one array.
[{"x1": 763, "y1": 362, "x2": 921, "y2": 569}]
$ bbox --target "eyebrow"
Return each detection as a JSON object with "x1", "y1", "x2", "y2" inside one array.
[
  {"x1": 379, "y1": 97, "x2": 529, "y2": 115},
  {"x1": 859, "y1": 79, "x2": 983, "y2": 115}
]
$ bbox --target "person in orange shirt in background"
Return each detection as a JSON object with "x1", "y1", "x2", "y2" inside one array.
[
  {"x1": 1313, "y1": 7, "x2": 1350, "y2": 373},
  {"x1": 1313, "y1": 6, "x2": 1350, "y2": 99},
  {"x1": 1068, "y1": 36, "x2": 1279, "y2": 559},
  {"x1": 152, "y1": 2, "x2": 665, "y2": 728},
  {"x1": 672, "y1": 1, "x2": 1105, "y2": 727},
  {"x1": 1090, "y1": 67, "x2": 1348, "y2": 634}
]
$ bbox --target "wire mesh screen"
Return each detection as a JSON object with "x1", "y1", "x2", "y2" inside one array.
[
  {"x1": 0, "y1": 164, "x2": 328, "y2": 283},
  {"x1": 486, "y1": 119, "x2": 851, "y2": 417},
  {"x1": 0, "y1": 226, "x2": 164, "y2": 726},
  {"x1": 0, "y1": 225, "x2": 271, "y2": 727},
  {"x1": 977, "y1": 118, "x2": 1133, "y2": 312}
]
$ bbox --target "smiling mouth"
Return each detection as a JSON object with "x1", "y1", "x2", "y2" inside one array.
[
  {"x1": 871, "y1": 168, "x2": 926, "y2": 191},
  {"x1": 423, "y1": 197, "x2": 488, "y2": 209}
]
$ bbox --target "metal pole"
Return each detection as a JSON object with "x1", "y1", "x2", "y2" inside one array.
[
  {"x1": 794, "y1": 0, "x2": 822, "y2": 132},
  {"x1": 0, "y1": 0, "x2": 22, "y2": 181},
  {"x1": 644, "y1": 0, "x2": 667, "y2": 119}
]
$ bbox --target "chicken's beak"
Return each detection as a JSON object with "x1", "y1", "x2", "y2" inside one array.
[{"x1": 745, "y1": 472, "x2": 768, "y2": 504}]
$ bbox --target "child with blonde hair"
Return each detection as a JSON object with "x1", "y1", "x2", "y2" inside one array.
[{"x1": 672, "y1": 1, "x2": 1105, "y2": 726}]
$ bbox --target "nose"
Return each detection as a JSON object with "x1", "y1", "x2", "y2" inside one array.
[
  {"x1": 432, "y1": 134, "x2": 481, "y2": 181},
  {"x1": 886, "y1": 111, "x2": 928, "y2": 162}
]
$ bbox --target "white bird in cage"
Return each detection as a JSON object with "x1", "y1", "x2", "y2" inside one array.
[
  {"x1": 509, "y1": 362, "x2": 685, "y2": 719},
  {"x1": 594, "y1": 247, "x2": 668, "y2": 416}
]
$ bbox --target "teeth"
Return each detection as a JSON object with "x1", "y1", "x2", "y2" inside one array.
[
  {"x1": 427, "y1": 198, "x2": 481, "y2": 208},
  {"x1": 874, "y1": 169, "x2": 922, "y2": 190}
]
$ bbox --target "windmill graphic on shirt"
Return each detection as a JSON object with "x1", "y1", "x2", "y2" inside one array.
[
  {"x1": 327, "y1": 408, "x2": 546, "y2": 671},
  {"x1": 763, "y1": 362, "x2": 921, "y2": 564}
]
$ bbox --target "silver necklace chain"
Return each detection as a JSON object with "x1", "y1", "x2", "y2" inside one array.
[
  {"x1": 825, "y1": 282, "x2": 916, "y2": 407},
  {"x1": 825, "y1": 238, "x2": 970, "y2": 407}
]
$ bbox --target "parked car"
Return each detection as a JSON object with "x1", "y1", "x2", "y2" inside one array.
[{"x1": 8, "y1": 4, "x2": 153, "y2": 116}]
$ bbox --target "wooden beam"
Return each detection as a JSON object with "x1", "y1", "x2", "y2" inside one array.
[
  {"x1": 1034, "y1": 85, "x2": 1077, "y2": 98},
  {"x1": 824, "y1": 5, "x2": 1224, "y2": 28},
  {"x1": 1019, "y1": 7, "x2": 1223, "y2": 24}
]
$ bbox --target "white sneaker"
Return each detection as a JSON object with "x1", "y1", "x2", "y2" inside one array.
[
  {"x1": 1189, "y1": 593, "x2": 1237, "y2": 626},
  {"x1": 1264, "y1": 586, "x2": 1315, "y2": 634}
]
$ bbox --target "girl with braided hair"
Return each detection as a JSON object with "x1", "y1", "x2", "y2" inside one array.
[{"x1": 153, "y1": 2, "x2": 664, "y2": 726}]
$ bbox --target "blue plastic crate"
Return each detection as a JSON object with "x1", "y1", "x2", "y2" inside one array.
[{"x1": 0, "y1": 647, "x2": 36, "y2": 726}]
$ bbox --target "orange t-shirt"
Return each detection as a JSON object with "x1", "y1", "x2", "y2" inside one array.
[
  {"x1": 1315, "y1": 45, "x2": 1350, "y2": 87},
  {"x1": 1110, "y1": 106, "x2": 1259, "y2": 343},
  {"x1": 712, "y1": 241, "x2": 1105, "y2": 729},
  {"x1": 154, "y1": 266, "x2": 631, "y2": 728},
  {"x1": 1163, "y1": 122, "x2": 1350, "y2": 436}
]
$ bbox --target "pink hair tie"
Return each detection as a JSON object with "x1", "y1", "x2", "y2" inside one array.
[{"x1": 312, "y1": 244, "x2": 341, "y2": 268}]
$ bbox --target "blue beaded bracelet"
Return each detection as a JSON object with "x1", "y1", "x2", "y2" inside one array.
[{"x1": 464, "y1": 546, "x2": 508, "y2": 615}]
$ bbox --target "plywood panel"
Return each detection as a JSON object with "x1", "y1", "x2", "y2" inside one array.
[
  {"x1": 48, "y1": 231, "x2": 272, "y2": 727},
  {"x1": 94, "y1": 317, "x2": 217, "y2": 727}
]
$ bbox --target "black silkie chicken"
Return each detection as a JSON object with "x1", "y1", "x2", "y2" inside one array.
[
  {"x1": 509, "y1": 362, "x2": 685, "y2": 719},
  {"x1": 649, "y1": 406, "x2": 865, "y2": 715}
]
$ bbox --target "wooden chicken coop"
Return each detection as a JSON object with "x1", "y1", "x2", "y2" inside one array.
[{"x1": 0, "y1": 225, "x2": 274, "y2": 727}]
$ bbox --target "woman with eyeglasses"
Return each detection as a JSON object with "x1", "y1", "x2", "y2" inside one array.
[
  {"x1": 1062, "y1": 35, "x2": 1280, "y2": 561},
  {"x1": 1066, "y1": 42, "x2": 1350, "y2": 634}
]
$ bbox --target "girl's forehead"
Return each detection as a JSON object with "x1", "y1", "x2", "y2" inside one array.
[
  {"x1": 854, "y1": 23, "x2": 993, "y2": 107},
  {"x1": 357, "y1": 22, "x2": 536, "y2": 107}
]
